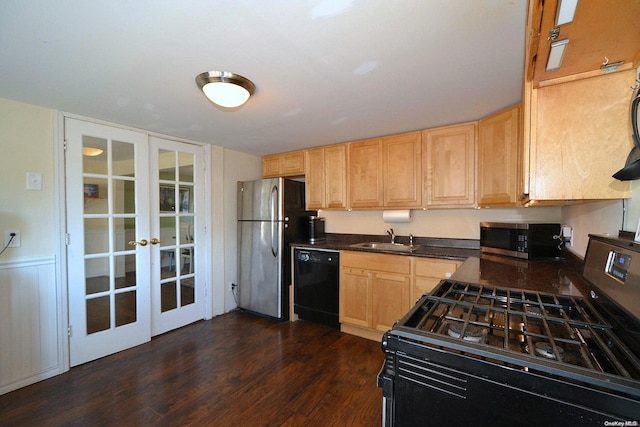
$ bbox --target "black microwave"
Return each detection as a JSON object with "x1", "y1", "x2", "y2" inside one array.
[{"x1": 480, "y1": 222, "x2": 562, "y2": 260}]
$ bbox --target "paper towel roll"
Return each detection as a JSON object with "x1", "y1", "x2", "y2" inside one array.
[{"x1": 382, "y1": 210, "x2": 411, "y2": 223}]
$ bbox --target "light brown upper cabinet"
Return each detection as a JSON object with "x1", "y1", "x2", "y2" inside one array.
[
  {"x1": 478, "y1": 104, "x2": 523, "y2": 207},
  {"x1": 423, "y1": 122, "x2": 477, "y2": 208},
  {"x1": 305, "y1": 147, "x2": 325, "y2": 209},
  {"x1": 348, "y1": 138, "x2": 384, "y2": 208},
  {"x1": 382, "y1": 132, "x2": 422, "y2": 208},
  {"x1": 324, "y1": 144, "x2": 348, "y2": 209},
  {"x1": 524, "y1": 69, "x2": 633, "y2": 203},
  {"x1": 262, "y1": 150, "x2": 305, "y2": 178},
  {"x1": 527, "y1": 0, "x2": 640, "y2": 88},
  {"x1": 305, "y1": 144, "x2": 348, "y2": 210},
  {"x1": 347, "y1": 133, "x2": 421, "y2": 209}
]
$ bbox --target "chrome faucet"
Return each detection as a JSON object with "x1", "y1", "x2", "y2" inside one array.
[
  {"x1": 386, "y1": 228, "x2": 396, "y2": 244},
  {"x1": 409, "y1": 233, "x2": 414, "y2": 247}
]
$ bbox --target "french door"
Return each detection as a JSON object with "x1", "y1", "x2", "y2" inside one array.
[
  {"x1": 149, "y1": 136, "x2": 205, "y2": 336},
  {"x1": 66, "y1": 118, "x2": 205, "y2": 366}
]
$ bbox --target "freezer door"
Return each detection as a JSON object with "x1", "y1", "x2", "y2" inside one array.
[
  {"x1": 237, "y1": 220, "x2": 284, "y2": 319},
  {"x1": 237, "y1": 178, "x2": 282, "y2": 221}
]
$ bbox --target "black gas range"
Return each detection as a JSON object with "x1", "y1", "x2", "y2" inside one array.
[{"x1": 378, "y1": 235, "x2": 640, "y2": 426}]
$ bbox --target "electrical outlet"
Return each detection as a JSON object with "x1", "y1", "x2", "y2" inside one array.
[
  {"x1": 562, "y1": 226, "x2": 573, "y2": 246},
  {"x1": 4, "y1": 230, "x2": 21, "y2": 248},
  {"x1": 229, "y1": 282, "x2": 236, "y2": 291}
]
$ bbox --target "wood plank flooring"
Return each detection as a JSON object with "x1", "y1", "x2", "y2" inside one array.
[{"x1": 0, "y1": 311, "x2": 384, "y2": 426}]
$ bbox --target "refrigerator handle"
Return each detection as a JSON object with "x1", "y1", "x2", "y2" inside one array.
[{"x1": 270, "y1": 184, "x2": 278, "y2": 257}]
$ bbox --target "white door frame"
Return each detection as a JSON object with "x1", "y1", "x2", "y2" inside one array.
[{"x1": 55, "y1": 112, "x2": 212, "y2": 371}]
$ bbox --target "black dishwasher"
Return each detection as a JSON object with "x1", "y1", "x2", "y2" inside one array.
[{"x1": 293, "y1": 248, "x2": 339, "y2": 328}]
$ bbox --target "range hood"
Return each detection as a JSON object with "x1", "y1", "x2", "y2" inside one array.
[{"x1": 613, "y1": 76, "x2": 640, "y2": 181}]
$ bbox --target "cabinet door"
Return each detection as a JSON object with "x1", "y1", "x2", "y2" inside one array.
[
  {"x1": 530, "y1": 70, "x2": 633, "y2": 201},
  {"x1": 348, "y1": 139, "x2": 384, "y2": 208},
  {"x1": 383, "y1": 132, "x2": 422, "y2": 207},
  {"x1": 372, "y1": 272, "x2": 411, "y2": 332},
  {"x1": 324, "y1": 144, "x2": 348, "y2": 208},
  {"x1": 339, "y1": 267, "x2": 371, "y2": 328},
  {"x1": 262, "y1": 151, "x2": 305, "y2": 178},
  {"x1": 424, "y1": 122, "x2": 477, "y2": 208},
  {"x1": 280, "y1": 151, "x2": 305, "y2": 176},
  {"x1": 414, "y1": 277, "x2": 441, "y2": 301},
  {"x1": 413, "y1": 258, "x2": 460, "y2": 301},
  {"x1": 262, "y1": 155, "x2": 281, "y2": 178},
  {"x1": 478, "y1": 105, "x2": 522, "y2": 206},
  {"x1": 530, "y1": 0, "x2": 640, "y2": 87},
  {"x1": 305, "y1": 148, "x2": 325, "y2": 209}
]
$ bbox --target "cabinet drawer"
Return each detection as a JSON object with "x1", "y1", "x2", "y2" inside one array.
[
  {"x1": 414, "y1": 258, "x2": 459, "y2": 278},
  {"x1": 341, "y1": 251, "x2": 411, "y2": 275}
]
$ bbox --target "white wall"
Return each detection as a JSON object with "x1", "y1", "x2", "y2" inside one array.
[
  {"x1": 0, "y1": 98, "x2": 61, "y2": 394},
  {"x1": 222, "y1": 149, "x2": 262, "y2": 313},
  {"x1": 321, "y1": 206, "x2": 562, "y2": 240}
]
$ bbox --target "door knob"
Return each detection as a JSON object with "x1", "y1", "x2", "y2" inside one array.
[
  {"x1": 150, "y1": 238, "x2": 164, "y2": 245},
  {"x1": 128, "y1": 239, "x2": 148, "y2": 247}
]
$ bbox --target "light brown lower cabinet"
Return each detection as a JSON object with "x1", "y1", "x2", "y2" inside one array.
[
  {"x1": 339, "y1": 252, "x2": 412, "y2": 340},
  {"x1": 413, "y1": 258, "x2": 461, "y2": 301},
  {"x1": 339, "y1": 251, "x2": 461, "y2": 341}
]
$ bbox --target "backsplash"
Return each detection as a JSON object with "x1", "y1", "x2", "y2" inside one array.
[{"x1": 319, "y1": 207, "x2": 562, "y2": 240}]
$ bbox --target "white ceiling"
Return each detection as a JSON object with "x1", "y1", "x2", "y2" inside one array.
[{"x1": 0, "y1": 0, "x2": 526, "y2": 156}]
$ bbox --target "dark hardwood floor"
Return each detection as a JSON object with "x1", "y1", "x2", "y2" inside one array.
[{"x1": 0, "y1": 311, "x2": 384, "y2": 426}]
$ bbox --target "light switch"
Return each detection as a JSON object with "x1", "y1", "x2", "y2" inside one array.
[{"x1": 26, "y1": 172, "x2": 42, "y2": 190}]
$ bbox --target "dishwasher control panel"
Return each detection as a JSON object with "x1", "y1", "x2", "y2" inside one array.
[{"x1": 295, "y1": 248, "x2": 338, "y2": 264}]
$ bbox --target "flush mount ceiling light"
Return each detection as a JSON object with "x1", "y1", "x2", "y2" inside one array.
[
  {"x1": 195, "y1": 71, "x2": 256, "y2": 109},
  {"x1": 82, "y1": 147, "x2": 103, "y2": 157}
]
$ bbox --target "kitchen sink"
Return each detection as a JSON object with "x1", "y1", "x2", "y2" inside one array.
[{"x1": 349, "y1": 242, "x2": 420, "y2": 252}]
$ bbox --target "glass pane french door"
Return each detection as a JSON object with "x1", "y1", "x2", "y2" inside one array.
[
  {"x1": 66, "y1": 118, "x2": 151, "y2": 367},
  {"x1": 150, "y1": 136, "x2": 205, "y2": 336}
]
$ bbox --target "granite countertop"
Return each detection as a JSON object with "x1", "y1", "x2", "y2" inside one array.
[
  {"x1": 452, "y1": 254, "x2": 590, "y2": 297},
  {"x1": 291, "y1": 233, "x2": 479, "y2": 261},
  {"x1": 291, "y1": 233, "x2": 591, "y2": 298}
]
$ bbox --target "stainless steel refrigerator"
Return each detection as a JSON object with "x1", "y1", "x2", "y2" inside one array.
[{"x1": 237, "y1": 178, "x2": 314, "y2": 320}]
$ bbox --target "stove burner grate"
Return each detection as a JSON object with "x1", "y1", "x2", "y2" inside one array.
[
  {"x1": 405, "y1": 280, "x2": 640, "y2": 380},
  {"x1": 447, "y1": 322, "x2": 485, "y2": 343},
  {"x1": 533, "y1": 341, "x2": 564, "y2": 360}
]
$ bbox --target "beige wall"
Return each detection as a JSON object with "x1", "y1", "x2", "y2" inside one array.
[
  {"x1": 0, "y1": 98, "x2": 55, "y2": 259},
  {"x1": 321, "y1": 207, "x2": 562, "y2": 240},
  {"x1": 562, "y1": 181, "x2": 640, "y2": 257},
  {"x1": 322, "y1": 192, "x2": 638, "y2": 258}
]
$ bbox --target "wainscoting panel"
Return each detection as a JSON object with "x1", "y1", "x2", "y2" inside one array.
[{"x1": 0, "y1": 257, "x2": 61, "y2": 395}]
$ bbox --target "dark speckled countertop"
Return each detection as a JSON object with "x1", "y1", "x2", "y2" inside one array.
[
  {"x1": 292, "y1": 233, "x2": 590, "y2": 298},
  {"x1": 292, "y1": 233, "x2": 479, "y2": 261},
  {"x1": 452, "y1": 254, "x2": 589, "y2": 297}
]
